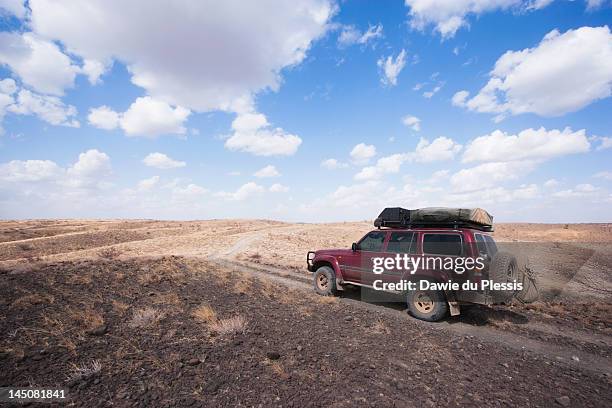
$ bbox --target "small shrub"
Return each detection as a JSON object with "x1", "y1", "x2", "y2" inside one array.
[
  {"x1": 208, "y1": 316, "x2": 247, "y2": 336},
  {"x1": 129, "y1": 307, "x2": 164, "y2": 328},
  {"x1": 192, "y1": 305, "x2": 217, "y2": 323},
  {"x1": 67, "y1": 360, "x2": 102, "y2": 382},
  {"x1": 17, "y1": 243, "x2": 33, "y2": 251},
  {"x1": 98, "y1": 247, "x2": 121, "y2": 260}
]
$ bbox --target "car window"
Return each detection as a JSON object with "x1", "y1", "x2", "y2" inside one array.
[
  {"x1": 484, "y1": 235, "x2": 498, "y2": 256},
  {"x1": 358, "y1": 231, "x2": 387, "y2": 252},
  {"x1": 386, "y1": 232, "x2": 416, "y2": 253},
  {"x1": 423, "y1": 234, "x2": 463, "y2": 256},
  {"x1": 474, "y1": 233, "x2": 488, "y2": 254}
]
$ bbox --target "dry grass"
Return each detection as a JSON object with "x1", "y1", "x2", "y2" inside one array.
[
  {"x1": 129, "y1": 307, "x2": 164, "y2": 328},
  {"x1": 10, "y1": 293, "x2": 54, "y2": 309},
  {"x1": 208, "y1": 316, "x2": 247, "y2": 336},
  {"x1": 372, "y1": 319, "x2": 391, "y2": 335},
  {"x1": 192, "y1": 304, "x2": 217, "y2": 323},
  {"x1": 111, "y1": 299, "x2": 130, "y2": 315},
  {"x1": 68, "y1": 306, "x2": 104, "y2": 330},
  {"x1": 67, "y1": 360, "x2": 102, "y2": 382},
  {"x1": 316, "y1": 295, "x2": 338, "y2": 304},
  {"x1": 97, "y1": 246, "x2": 122, "y2": 260}
]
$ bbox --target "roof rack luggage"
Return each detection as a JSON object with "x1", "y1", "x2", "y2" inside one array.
[{"x1": 374, "y1": 207, "x2": 494, "y2": 232}]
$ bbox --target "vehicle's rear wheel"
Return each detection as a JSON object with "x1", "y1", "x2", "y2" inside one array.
[
  {"x1": 313, "y1": 266, "x2": 337, "y2": 296},
  {"x1": 489, "y1": 251, "x2": 518, "y2": 303},
  {"x1": 406, "y1": 284, "x2": 448, "y2": 322}
]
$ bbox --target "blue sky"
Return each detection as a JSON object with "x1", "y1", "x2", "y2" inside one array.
[{"x1": 0, "y1": 0, "x2": 610, "y2": 222}]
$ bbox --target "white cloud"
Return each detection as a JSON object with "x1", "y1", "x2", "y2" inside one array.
[
  {"x1": 553, "y1": 183, "x2": 600, "y2": 198},
  {"x1": 462, "y1": 127, "x2": 590, "y2": 163},
  {"x1": 87, "y1": 106, "x2": 120, "y2": 130},
  {"x1": 321, "y1": 158, "x2": 348, "y2": 169},
  {"x1": 377, "y1": 49, "x2": 406, "y2": 86},
  {"x1": 544, "y1": 178, "x2": 560, "y2": 188},
  {"x1": 224, "y1": 112, "x2": 302, "y2": 156},
  {"x1": 423, "y1": 85, "x2": 442, "y2": 99},
  {"x1": 413, "y1": 137, "x2": 462, "y2": 162},
  {"x1": 0, "y1": 32, "x2": 80, "y2": 95},
  {"x1": 65, "y1": 149, "x2": 111, "y2": 188},
  {"x1": 338, "y1": 24, "x2": 383, "y2": 47},
  {"x1": 80, "y1": 59, "x2": 109, "y2": 85},
  {"x1": 404, "y1": 1, "x2": 548, "y2": 39},
  {"x1": 138, "y1": 175, "x2": 160, "y2": 191},
  {"x1": 28, "y1": 0, "x2": 335, "y2": 112},
  {"x1": 453, "y1": 26, "x2": 612, "y2": 117},
  {"x1": 402, "y1": 114, "x2": 421, "y2": 131},
  {"x1": 88, "y1": 97, "x2": 190, "y2": 137},
  {"x1": 7, "y1": 89, "x2": 79, "y2": 127},
  {"x1": 594, "y1": 136, "x2": 612, "y2": 150},
  {"x1": 254, "y1": 165, "x2": 280, "y2": 178},
  {"x1": 586, "y1": 0, "x2": 606, "y2": 10},
  {"x1": 269, "y1": 183, "x2": 289, "y2": 193},
  {"x1": 215, "y1": 182, "x2": 265, "y2": 201},
  {"x1": 0, "y1": 0, "x2": 27, "y2": 18},
  {"x1": 354, "y1": 153, "x2": 408, "y2": 180},
  {"x1": 142, "y1": 152, "x2": 186, "y2": 169},
  {"x1": 172, "y1": 183, "x2": 208, "y2": 201},
  {"x1": 450, "y1": 161, "x2": 535, "y2": 192},
  {"x1": 350, "y1": 143, "x2": 377, "y2": 164},
  {"x1": 121, "y1": 97, "x2": 190, "y2": 137},
  {"x1": 0, "y1": 159, "x2": 62, "y2": 182},
  {"x1": 594, "y1": 171, "x2": 612, "y2": 181}
]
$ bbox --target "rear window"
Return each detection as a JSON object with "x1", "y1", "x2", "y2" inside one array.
[
  {"x1": 484, "y1": 235, "x2": 498, "y2": 255},
  {"x1": 358, "y1": 231, "x2": 386, "y2": 252},
  {"x1": 386, "y1": 232, "x2": 416, "y2": 253},
  {"x1": 422, "y1": 234, "x2": 463, "y2": 256}
]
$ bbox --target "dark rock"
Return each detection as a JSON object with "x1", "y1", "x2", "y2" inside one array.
[
  {"x1": 266, "y1": 351, "x2": 281, "y2": 360},
  {"x1": 87, "y1": 324, "x2": 108, "y2": 336},
  {"x1": 556, "y1": 396, "x2": 570, "y2": 407},
  {"x1": 203, "y1": 379, "x2": 223, "y2": 394},
  {"x1": 187, "y1": 358, "x2": 200, "y2": 366},
  {"x1": 344, "y1": 316, "x2": 353, "y2": 321}
]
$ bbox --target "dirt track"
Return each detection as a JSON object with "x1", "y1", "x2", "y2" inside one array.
[{"x1": 0, "y1": 220, "x2": 611, "y2": 407}]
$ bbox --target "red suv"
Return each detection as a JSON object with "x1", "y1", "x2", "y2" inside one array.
[{"x1": 307, "y1": 208, "x2": 538, "y2": 321}]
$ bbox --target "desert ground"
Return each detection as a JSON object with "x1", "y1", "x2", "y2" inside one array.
[{"x1": 0, "y1": 219, "x2": 610, "y2": 407}]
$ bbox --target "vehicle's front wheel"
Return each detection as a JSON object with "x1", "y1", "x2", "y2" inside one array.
[
  {"x1": 313, "y1": 266, "x2": 337, "y2": 296},
  {"x1": 406, "y1": 284, "x2": 448, "y2": 322}
]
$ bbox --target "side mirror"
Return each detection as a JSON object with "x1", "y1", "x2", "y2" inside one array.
[{"x1": 351, "y1": 242, "x2": 358, "y2": 252}]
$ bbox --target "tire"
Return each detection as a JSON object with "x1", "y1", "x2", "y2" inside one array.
[
  {"x1": 489, "y1": 251, "x2": 518, "y2": 303},
  {"x1": 514, "y1": 253, "x2": 539, "y2": 303},
  {"x1": 313, "y1": 266, "x2": 337, "y2": 296},
  {"x1": 406, "y1": 282, "x2": 448, "y2": 322}
]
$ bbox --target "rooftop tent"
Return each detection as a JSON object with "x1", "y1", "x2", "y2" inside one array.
[{"x1": 374, "y1": 207, "x2": 493, "y2": 231}]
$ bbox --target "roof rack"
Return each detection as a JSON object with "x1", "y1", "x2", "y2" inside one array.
[{"x1": 374, "y1": 207, "x2": 494, "y2": 232}]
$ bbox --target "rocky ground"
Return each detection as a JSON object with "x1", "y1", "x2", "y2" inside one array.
[{"x1": 0, "y1": 220, "x2": 610, "y2": 407}]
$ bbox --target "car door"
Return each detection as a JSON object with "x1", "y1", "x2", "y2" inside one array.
[
  {"x1": 379, "y1": 231, "x2": 417, "y2": 285},
  {"x1": 420, "y1": 232, "x2": 464, "y2": 283},
  {"x1": 341, "y1": 230, "x2": 388, "y2": 284}
]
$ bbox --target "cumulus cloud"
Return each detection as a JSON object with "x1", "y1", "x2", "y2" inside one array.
[
  {"x1": 462, "y1": 127, "x2": 590, "y2": 163},
  {"x1": 450, "y1": 161, "x2": 536, "y2": 192},
  {"x1": 594, "y1": 171, "x2": 612, "y2": 180},
  {"x1": 354, "y1": 153, "x2": 408, "y2": 181},
  {"x1": 0, "y1": 0, "x2": 27, "y2": 18},
  {"x1": 88, "y1": 97, "x2": 190, "y2": 137},
  {"x1": 65, "y1": 149, "x2": 111, "y2": 188},
  {"x1": 137, "y1": 175, "x2": 160, "y2": 191},
  {"x1": 404, "y1": 0, "x2": 550, "y2": 39},
  {"x1": 215, "y1": 182, "x2": 265, "y2": 201},
  {"x1": 0, "y1": 159, "x2": 62, "y2": 182},
  {"x1": 224, "y1": 112, "x2": 302, "y2": 156},
  {"x1": 7, "y1": 89, "x2": 79, "y2": 127},
  {"x1": 87, "y1": 106, "x2": 120, "y2": 130},
  {"x1": 321, "y1": 158, "x2": 348, "y2": 169},
  {"x1": 142, "y1": 152, "x2": 186, "y2": 169},
  {"x1": 254, "y1": 165, "x2": 280, "y2": 178},
  {"x1": 453, "y1": 26, "x2": 612, "y2": 118},
  {"x1": 269, "y1": 183, "x2": 289, "y2": 193},
  {"x1": 402, "y1": 114, "x2": 421, "y2": 131},
  {"x1": 350, "y1": 143, "x2": 377, "y2": 164},
  {"x1": 553, "y1": 183, "x2": 600, "y2": 198},
  {"x1": 413, "y1": 137, "x2": 462, "y2": 162},
  {"x1": 377, "y1": 49, "x2": 406, "y2": 86},
  {"x1": 27, "y1": 0, "x2": 335, "y2": 112},
  {"x1": 0, "y1": 32, "x2": 80, "y2": 95},
  {"x1": 338, "y1": 24, "x2": 383, "y2": 47},
  {"x1": 594, "y1": 135, "x2": 612, "y2": 150}
]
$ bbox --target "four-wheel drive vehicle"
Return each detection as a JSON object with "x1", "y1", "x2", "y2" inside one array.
[{"x1": 307, "y1": 207, "x2": 538, "y2": 321}]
